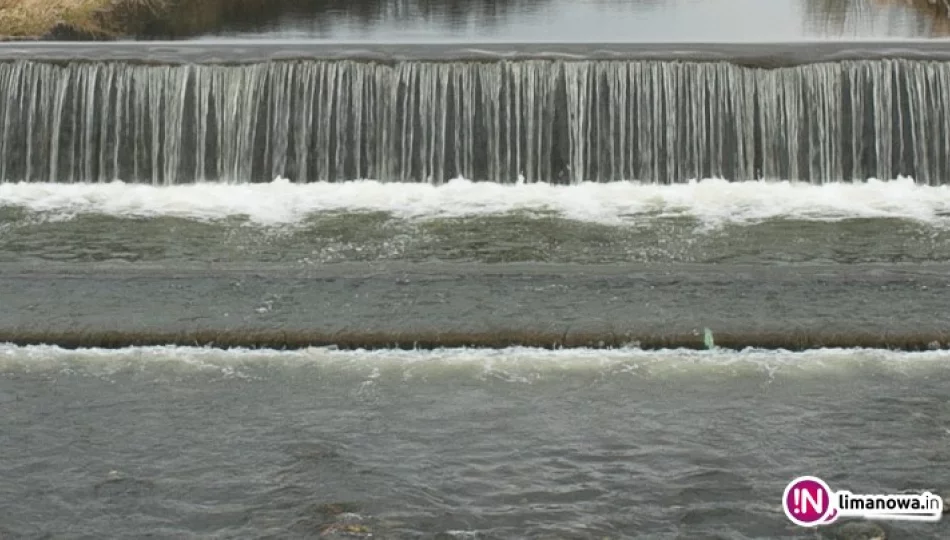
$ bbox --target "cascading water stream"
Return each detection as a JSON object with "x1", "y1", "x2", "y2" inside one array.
[{"x1": 0, "y1": 58, "x2": 944, "y2": 185}]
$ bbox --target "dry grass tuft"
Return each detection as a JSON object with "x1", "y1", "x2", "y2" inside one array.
[
  {"x1": 894, "y1": 0, "x2": 950, "y2": 16},
  {"x1": 0, "y1": 0, "x2": 287, "y2": 40},
  {"x1": 818, "y1": 0, "x2": 950, "y2": 36},
  {"x1": 0, "y1": 0, "x2": 181, "y2": 39},
  {"x1": 0, "y1": 0, "x2": 115, "y2": 38},
  {"x1": 877, "y1": 0, "x2": 950, "y2": 34}
]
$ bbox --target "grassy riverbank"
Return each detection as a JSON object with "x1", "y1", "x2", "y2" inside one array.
[
  {"x1": 0, "y1": 0, "x2": 281, "y2": 40},
  {"x1": 904, "y1": 0, "x2": 950, "y2": 34},
  {"x1": 813, "y1": 0, "x2": 950, "y2": 35},
  {"x1": 3, "y1": 0, "x2": 950, "y2": 42},
  {"x1": 0, "y1": 0, "x2": 118, "y2": 39},
  {"x1": 0, "y1": 0, "x2": 185, "y2": 39}
]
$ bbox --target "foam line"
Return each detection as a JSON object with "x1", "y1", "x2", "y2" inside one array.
[{"x1": 3, "y1": 178, "x2": 949, "y2": 226}]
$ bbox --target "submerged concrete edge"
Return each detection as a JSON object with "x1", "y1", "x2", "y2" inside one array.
[{"x1": 1, "y1": 40, "x2": 950, "y2": 66}]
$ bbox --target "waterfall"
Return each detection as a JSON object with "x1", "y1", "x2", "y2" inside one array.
[{"x1": 0, "y1": 58, "x2": 944, "y2": 184}]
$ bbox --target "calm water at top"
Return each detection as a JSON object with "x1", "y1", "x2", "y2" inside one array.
[{"x1": 193, "y1": 0, "x2": 950, "y2": 42}]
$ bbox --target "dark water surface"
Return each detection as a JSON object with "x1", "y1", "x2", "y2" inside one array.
[
  {"x1": 3, "y1": 261, "x2": 949, "y2": 341},
  {"x1": 187, "y1": 0, "x2": 950, "y2": 42},
  {"x1": 2, "y1": 180, "x2": 949, "y2": 340},
  {"x1": 3, "y1": 177, "x2": 950, "y2": 540},
  {"x1": 2, "y1": 346, "x2": 950, "y2": 539}
]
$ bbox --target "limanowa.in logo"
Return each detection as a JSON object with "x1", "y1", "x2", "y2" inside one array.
[{"x1": 783, "y1": 476, "x2": 944, "y2": 526}]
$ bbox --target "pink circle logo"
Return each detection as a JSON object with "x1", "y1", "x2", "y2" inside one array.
[{"x1": 782, "y1": 476, "x2": 838, "y2": 527}]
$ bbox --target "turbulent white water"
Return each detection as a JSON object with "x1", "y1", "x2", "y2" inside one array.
[
  {"x1": 2, "y1": 177, "x2": 949, "y2": 226},
  {"x1": 2, "y1": 344, "x2": 948, "y2": 378}
]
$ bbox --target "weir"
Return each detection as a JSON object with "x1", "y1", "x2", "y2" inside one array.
[{"x1": 0, "y1": 43, "x2": 948, "y2": 184}]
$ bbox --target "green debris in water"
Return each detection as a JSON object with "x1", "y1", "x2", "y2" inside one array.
[{"x1": 704, "y1": 328, "x2": 715, "y2": 349}]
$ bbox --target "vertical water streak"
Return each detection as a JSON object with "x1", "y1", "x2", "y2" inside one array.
[
  {"x1": 565, "y1": 62, "x2": 589, "y2": 184},
  {"x1": 264, "y1": 62, "x2": 292, "y2": 181},
  {"x1": 49, "y1": 65, "x2": 70, "y2": 183},
  {"x1": 96, "y1": 65, "x2": 115, "y2": 183}
]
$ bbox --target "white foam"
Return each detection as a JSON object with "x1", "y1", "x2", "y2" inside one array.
[
  {"x1": 1, "y1": 343, "x2": 948, "y2": 374},
  {"x1": 0, "y1": 343, "x2": 947, "y2": 388},
  {"x1": 2, "y1": 177, "x2": 950, "y2": 226}
]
